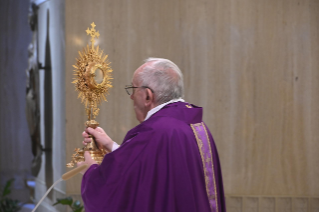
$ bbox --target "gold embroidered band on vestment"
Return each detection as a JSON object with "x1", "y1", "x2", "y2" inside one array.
[{"x1": 191, "y1": 122, "x2": 219, "y2": 212}]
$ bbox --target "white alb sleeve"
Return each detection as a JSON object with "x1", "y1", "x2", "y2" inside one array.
[{"x1": 111, "y1": 142, "x2": 120, "y2": 151}]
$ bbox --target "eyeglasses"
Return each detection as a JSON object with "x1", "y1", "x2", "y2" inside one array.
[{"x1": 125, "y1": 85, "x2": 154, "y2": 95}]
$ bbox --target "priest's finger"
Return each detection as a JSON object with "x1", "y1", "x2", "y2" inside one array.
[
  {"x1": 95, "y1": 127, "x2": 106, "y2": 134},
  {"x1": 84, "y1": 137, "x2": 93, "y2": 143},
  {"x1": 82, "y1": 141, "x2": 87, "y2": 146},
  {"x1": 82, "y1": 131, "x2": 89, "y2": 138},
  {"x1": 86, "y1": 127, "x2": 99, "y2": 137}
]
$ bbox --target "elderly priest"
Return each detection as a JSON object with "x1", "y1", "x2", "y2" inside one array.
[{"x1": 78, "y1": 58, "x2": 226, "y2": 212}]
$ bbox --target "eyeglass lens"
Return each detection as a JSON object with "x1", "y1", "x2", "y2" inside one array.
[{"x1": 125, "y1": 87, "x2": 133, "y2": 95}]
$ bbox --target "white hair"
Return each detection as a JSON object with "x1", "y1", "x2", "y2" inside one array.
[{"x1": 137, "y1": 57, "x2": 184, "y2": 104}]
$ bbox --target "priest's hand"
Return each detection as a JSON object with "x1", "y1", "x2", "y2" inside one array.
[
  {"x1": 82, "y1": 127, "x2": 114, "y2": 152},
  {"x1": 77, "y1": 151, "x2": 97, "y2": 174}
]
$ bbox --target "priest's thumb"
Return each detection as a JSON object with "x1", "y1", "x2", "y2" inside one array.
[
  {"x1": 86, "y1": 127, "x2": 97, "y2": 136},
  {"x1": 84, "y1": 151, "x2": 93, "y2": 160},
  {"x1": 77, "y1": 151, "x2": 97, "y2": 174},
  {"x1": 85, "y1": 151, "x2": 98, "y2": 163}
]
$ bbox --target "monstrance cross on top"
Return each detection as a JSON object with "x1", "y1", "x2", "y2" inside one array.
[{"x1": 86, "y1": 22, "x2": 100, "y2": 47}]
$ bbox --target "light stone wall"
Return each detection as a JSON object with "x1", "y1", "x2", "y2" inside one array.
[
  {"x1": 65, "y1": 0, "x2": 319, "y2": 211},
  {"x1": 34, "y1": 0, "x2": 66, "y2": 211}
]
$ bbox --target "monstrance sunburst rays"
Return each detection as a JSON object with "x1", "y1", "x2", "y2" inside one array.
[{"x1": 72, "y1": 22, "x2": 113, "y2": 120}]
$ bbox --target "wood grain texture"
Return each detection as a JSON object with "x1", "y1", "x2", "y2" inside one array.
[{"x1": 66, "y1": 0, "x2": 319, "y2": 197}]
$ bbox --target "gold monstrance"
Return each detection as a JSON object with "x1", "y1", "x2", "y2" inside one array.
[{"x1": 67, "y1": 22, "x2": 113, "y2": 168}]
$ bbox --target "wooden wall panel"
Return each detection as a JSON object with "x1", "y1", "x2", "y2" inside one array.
[{"x1": 65, "y1": 0, "x2": 319, "y2": 204}]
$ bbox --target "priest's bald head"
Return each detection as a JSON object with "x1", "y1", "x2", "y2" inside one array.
[{"x1": 129, "y1": 58, "x2": 184, "y2": 123}]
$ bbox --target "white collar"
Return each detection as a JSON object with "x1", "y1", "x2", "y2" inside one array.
[{"x1": 144, "y1": 98, "x2": 185, "y2": 121}]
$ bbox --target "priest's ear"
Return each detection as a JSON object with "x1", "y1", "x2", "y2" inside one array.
[{"x1": 144, "y1": 88, "x2": 155, "y2": 105}]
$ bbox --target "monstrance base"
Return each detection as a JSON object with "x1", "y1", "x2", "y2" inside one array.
[
  {"x1": 66, "y1": 119, "x2": 108, "y2": 168},
  {"x1": 66, "y1": 147, "x2": 107, "y2": 168}
]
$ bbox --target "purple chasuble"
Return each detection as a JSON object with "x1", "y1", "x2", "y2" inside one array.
[{"x1": 81, "y1": 102, "x2": 226, "y2": 212}]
